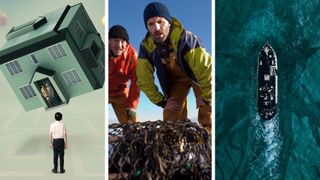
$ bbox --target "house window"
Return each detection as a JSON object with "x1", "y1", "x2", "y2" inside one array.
[
  {"x1": 30, "y1": 54, "x2": 39, "y2": 64},
  {"x1": 74, "y1": 21, "x2": 84, "y2": 38},
  {"x1": 98, "y1": 63, "x2": 104, "y2": 73},
  {"x1": 81, "y1": 10, "x2": 90, "y2": 26},
  {"x1": 61, "y1": 69, "x2": 82, "y2": 86},
  {"x1": 5, "y1": 60, "x2": 23, "y2": 75},
  {"x1": 90, "y1": 41, "x2": 99, "y2": 59},
  {"x1": 48, "y1": 44, "x2": 67, "y2": 61},
  {"x1": 19, "y1": 85, "x2": 37, "y2": 100}
]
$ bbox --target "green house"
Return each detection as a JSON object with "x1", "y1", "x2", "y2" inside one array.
[{"x1": 0, "y1": 3, "x2": 104, "y2": 111}]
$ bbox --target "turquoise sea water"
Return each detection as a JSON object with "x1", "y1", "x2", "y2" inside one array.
[{"x1": 216, "y1": 0, "x2": 320, "y2": 179}]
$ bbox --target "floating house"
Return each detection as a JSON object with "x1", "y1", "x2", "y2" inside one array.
[{"x1": 0, "y1": 3, "x2": 105, "y2": 111}]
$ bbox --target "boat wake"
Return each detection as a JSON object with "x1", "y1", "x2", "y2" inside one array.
[{"x1": 247, "y1": 113, "x2": 282, "y2": 179}]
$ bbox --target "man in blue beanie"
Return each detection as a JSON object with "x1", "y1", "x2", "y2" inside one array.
[{"x1": 136, "y1": 2, "x2": 212, "y2": 133}]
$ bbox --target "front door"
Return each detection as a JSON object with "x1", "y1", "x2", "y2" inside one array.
[{"x1": 35, "y1": 78, "x2": 63, "y2": 108}]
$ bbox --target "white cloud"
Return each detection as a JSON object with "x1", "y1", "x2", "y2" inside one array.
[{"x1": 0, "y1": 11, "x2": 7, "y2": 27}]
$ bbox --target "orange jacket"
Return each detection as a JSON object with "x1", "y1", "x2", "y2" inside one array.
[{"x1": 109, "y1": 44, "x2": 140, "y2": 109}]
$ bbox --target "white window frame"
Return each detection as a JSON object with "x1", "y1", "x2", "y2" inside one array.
[
  {"x1": 74, "y1": 21, "x2": 84, "y2": 38},
  {"x1": 61, "y1": 69, "x2": 82, "y2": 86},
  {"x1": 47, "y1": 43, "x2": 67, "y2": 61},
  {"x1": 19, "y1": 84, "x2": 37, "y2": 100},
  {"x1": 5, "y1": 60, "x2": 23, "y2": 76}
]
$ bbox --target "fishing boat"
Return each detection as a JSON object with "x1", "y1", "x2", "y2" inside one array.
[{"x1": 257, "y1": 43, "x2": 278, "y2": 120}]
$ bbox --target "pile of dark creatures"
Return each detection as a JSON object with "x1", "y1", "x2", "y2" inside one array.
[{"x1": 109, "y1": 120, "x2": 211, "y2": 180}]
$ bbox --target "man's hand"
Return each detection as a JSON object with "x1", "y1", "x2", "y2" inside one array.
[
  {"x1": 126, "y1": 108, "x2": 137, "y2": 121},
  {"x1": 164, "y1": 97, "x2": 180, "y2": 112},
  {"x1": 64, "y1": 144, "x2": 67, "y2": 149},
  {"x1": 49, "y1": 144, "x2": 52, "y2": 149}
]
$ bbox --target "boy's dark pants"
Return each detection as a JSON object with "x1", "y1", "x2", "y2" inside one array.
[{"x1": 53, "y1": 139, "x2": 65, "y2": 170}]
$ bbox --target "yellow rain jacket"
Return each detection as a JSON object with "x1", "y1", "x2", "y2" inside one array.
[{"x1": 137, "y1": 18, "x2": 212, "y2": 106}]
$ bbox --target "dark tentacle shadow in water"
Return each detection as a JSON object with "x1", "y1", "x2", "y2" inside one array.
[
  {"x1": 311, "y1": 165, "x2": 320, "y2": 177},
  {"x1": 300, "y1": 84, "x2": 320, "y2": 149},
  {"x1": 216, "y1": 161, "x2": 225, "y2": 180},
  {"x1": 223, "y1": 118, "x2": 252, "y2": 179}
]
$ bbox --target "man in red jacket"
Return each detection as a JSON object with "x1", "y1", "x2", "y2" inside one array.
[{"x1": 109, "y1": 25, "x2": 140, "y2": 124}]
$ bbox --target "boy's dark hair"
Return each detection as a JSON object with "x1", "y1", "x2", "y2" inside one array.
[{"x1": 55, "y1": 112, "x2": 62, "y2": 121}]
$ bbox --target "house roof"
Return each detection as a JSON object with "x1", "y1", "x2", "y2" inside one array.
[
  {"x1": 35, "y1": 66, "x2": 55, "y2": 76},
  {"x1": 0, "y1": 3, "x2": 83, "y2": 65},
  {"x1": 29, "y1": 66, "x2": 55, "y2": 84}
]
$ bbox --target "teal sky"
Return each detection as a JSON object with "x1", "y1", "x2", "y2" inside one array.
[{"x1": 108, "y1": 0, "x2": 212, "y2": 123}]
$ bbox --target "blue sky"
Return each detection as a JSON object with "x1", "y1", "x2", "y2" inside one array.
[{"x1": 108, "y1": 0, "x2": 212, "y2": 123}]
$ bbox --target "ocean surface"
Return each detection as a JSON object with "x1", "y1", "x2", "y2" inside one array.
[{"x1": 216, "y1": 0, "x2": 320, "y2": 179}]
